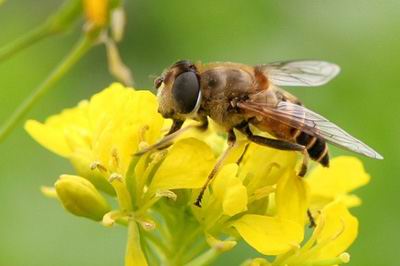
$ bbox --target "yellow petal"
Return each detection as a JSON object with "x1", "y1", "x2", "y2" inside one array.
[
  {"x1": 25, "y1": 120, "x2": 71, "y2": 157},
  {"x1": 88, "y1": 84, "x2": 163, "y2": 174},
  {"x1": 238, "y1": 143, "x2": 298, "y2": 188},
  {"x1": 337, "y1": 194, "x2": 362, "y2": 208},
  {"x1": 276, "y1": 170, "x2": 310, "y2": 226},
  {"x1": 213, "y1": 164, "x2": 248, "y2": 216},
  {"x1": 307, "y1": 156, "x2": 370, "y2": 200},
  {"x1": 150, "y1": 138, "x2": 216, "y2": 190},
  {"x1": 232, "y1": 214, "x2": 303, "y2": 255},
  {"x1": 24, "y1": 100, "x2": 91, "y2": 158},
  {"x1": 314, "y1": 201, "x2": 358, "y2": 259}
]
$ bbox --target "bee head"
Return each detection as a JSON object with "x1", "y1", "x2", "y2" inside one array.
[{"x1": 155, "y1": 60, "x2": 201, "y2": 119}]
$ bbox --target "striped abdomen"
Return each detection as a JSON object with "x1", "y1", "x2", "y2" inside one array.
[{"x1": 292, "y1": 129, "x2": 330, "y2": 167}]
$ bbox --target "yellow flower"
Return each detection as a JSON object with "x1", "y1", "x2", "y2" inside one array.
[
  {"x1": 83, "y1": 0, "x2": 109, "y2": 27},
  {"x1": 230, "y1": 164, "x2": 308, "y2": 256},
  {"x1": 25, "y1": 83, "x2": 371, "y2": 266},
  {"x1": 192, "y1": 143, "x2": 308, "y2": 256},
  {"x1": 192, "y1": 163, "x2": 248, "y2": 232},
  {"x1": 307, "y1": 156, "x2": 370, "y2": 210},
  {"x1": 271, "y1": 201, "x2": 358, "y2": 266},
  {"x1": 26, "y1": 83, "x2": 221, "y2": 265},
  {"x1": 233, "y1": 215, "x2": 303, "y2": 256},
  {"x1": 25, "y1": 83, "x2": 164, "y2": 194}
]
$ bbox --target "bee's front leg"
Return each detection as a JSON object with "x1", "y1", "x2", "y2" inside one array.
[
  {"x1": 135, "y1": 118, "x2": 208, "y2": 156},
  {"x1": 166, "y1": 119, "x2": 185, "y2": 136},
  {"x1": 135, "y1": 119, "x2": 185, "y2": 155},
  {"x1": 194, "y1": 129, "x2": 236, "y2": 207}
]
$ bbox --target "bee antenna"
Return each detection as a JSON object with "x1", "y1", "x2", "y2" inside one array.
[{"x1": 148, "y1": 74, "x2": 158, "y2": 80}]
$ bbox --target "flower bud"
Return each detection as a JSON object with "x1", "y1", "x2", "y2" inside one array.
[
  {"x1": 111, "y1": 8, "x2": 126, "y2": 42},
  {"x1": 83, "y1": 0, "x2": 109, "y2": 27},
  {"x1": 241, "y1": 258, "x2": 271, "y2": 266},
  {"x1": 55, "y1": 175, "x2": 111, "y2": 221}
]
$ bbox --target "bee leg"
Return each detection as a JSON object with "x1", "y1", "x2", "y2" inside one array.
[
  {"x1": 135, "y1": 118, "x2": 208, "y2": 155},
  {"x1": 194, "y1": 129, "x2": 236, "y2": 207},
  {"x1": 238, "y1": 123, "x2": 305, "y2": 151},
  {"x1": 236, "y1": 143, "x2": 250, "y2": 165},
  {"x1": 134, "y1": 119, "x2": 185, "y2": 155},
  {"x1": 298, "y1": 150, "x2": 309, "y2": 177},
  {"x1": 307, "y1": 209, "x2": 316, "y2": 228},
  {"x1": 166, "y1": 119, "x2": 185, "y2": 135}
]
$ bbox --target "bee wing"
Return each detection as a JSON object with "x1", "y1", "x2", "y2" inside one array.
[
  {"x1": 258, "y1": 60, "x2": 340, "y2": 87},
  {"x1": 237, "y1": 101, "x2": 383, "y2": 159}
]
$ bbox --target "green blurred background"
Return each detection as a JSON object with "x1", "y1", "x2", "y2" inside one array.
[{"x1": 0, "y1": 0, "x2": 399, "y2": 265}]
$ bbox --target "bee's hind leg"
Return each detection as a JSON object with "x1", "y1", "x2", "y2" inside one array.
[
  {"x1": 194, "y1": 129, "x2": 236, "y2": 207},
  {"x1": 237, "y1": 123, "x2": 305, "y2": 152},
  {"x1": 238, "y1": 123, "x2": 316, "y2": 226},
  {"x1": 307, "y1": 209, "x2": 316, "y2": 228},
  {"x1": 298, "y1": 150, "x2": 309, "y2": 177}
]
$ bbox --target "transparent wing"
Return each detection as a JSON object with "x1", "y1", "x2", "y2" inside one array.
[
  {"x1": 258, "y1": 60, "x2": 340, "y2": 87},
  {"x1": 238, "y1": 101, "x2": 383, "y2": 159}
]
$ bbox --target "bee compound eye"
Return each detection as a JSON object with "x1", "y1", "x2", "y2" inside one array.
[{"x1": 171, "y1": 71, "x2": 200, "y2": 114}]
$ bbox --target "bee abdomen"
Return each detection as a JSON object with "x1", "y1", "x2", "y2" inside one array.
[{"x1": 294, "y1": 131, "x2": 330, "y2": 167}]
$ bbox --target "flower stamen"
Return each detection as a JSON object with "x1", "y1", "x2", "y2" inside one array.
[{"x1": 90, "y1": 161, "x2": 108, "y2": 173}]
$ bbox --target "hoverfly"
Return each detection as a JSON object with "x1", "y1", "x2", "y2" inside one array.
[{"x1": 139, "y1": 59, "x2": 383, "y2": 207}]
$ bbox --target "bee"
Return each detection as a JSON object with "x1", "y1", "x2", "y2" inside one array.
[{"x1": 142, "y1": 59, "x2": 383, "y2": 207}]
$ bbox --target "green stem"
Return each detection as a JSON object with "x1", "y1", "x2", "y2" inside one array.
[
  {"x1": 185, "y1": 237, "x2": 236, "y2": 266},
  {"x1": 174, "y1": 226, "x2": 203, "y2": 262},
  {"x1": 142, "y1": 230, "x2": 170, "y2": 257},
  {"x1": 125, "y1": 220, "x2": 148, "y2": 266},
  {"x1": 0, "y1": 24, "x2": 52, "y2": 62},
  {"x1": 0, "y1": 0, "x2": 82, "y2": 62},
  {"x1": 0, "y1": 33, "x2": 95, "y2": 143},
  {"x1": 183, "y1": 240, "x2": 209, "y2": 264},
  {"x1": 185, "y1": 247, "x2": 222, "y2": 266}
]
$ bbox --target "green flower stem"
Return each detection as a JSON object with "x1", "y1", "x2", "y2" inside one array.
[
  {"x1": 0, "y1": 24, "x2": 52, "y2": 62},
  {"x1": 109, "y1": 175, "x2": 133, "y2": 212},
  {"x1": 126, "y1": 219, "x2": 148, "y2": 266},
  {"x1": 0, "y1": 33, "x2": 94, "y2": 143},
  {"x1": 0, "y1": 0, "x2": 82, "y2": 62},
  {"x1": 109, "y1": 174, "x2": 149, "y2": 265},
  {"x1": 174, "y1": 227, "x2": 203, "y2": 261},
  {"x1": 185, "y1": 236, "x2": 237, "y2": 266},
  {"x1": 182, "y1": 240, "x2": 209, "y2": 264},
  {"x1": 185, "y1": 245, "x2": 224, "y2": 266},
  {"x1": 142, "y1": 230, "x2": 170, "y2": 258}
]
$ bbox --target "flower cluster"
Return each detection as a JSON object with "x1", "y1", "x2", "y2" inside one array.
[{"x1": 25, "y1": 83, "x2": 371, "y2": 266}]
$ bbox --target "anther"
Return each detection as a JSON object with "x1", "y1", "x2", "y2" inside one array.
[
  {"x1": 111, "y1": 148, "x2": 120, "y2": 168},
  {"x1": 139, "y1": 125, "x2": 150, "y2": 142},
  {"x1": 109, "y1": 172, "x2": 123, "y2": 183},
  {"x1": 339, "y1": 253, "x2": 350, "y2": 263},
  {"x1": 90, "y1": 161, "x2": 108, "y2": 172}
]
